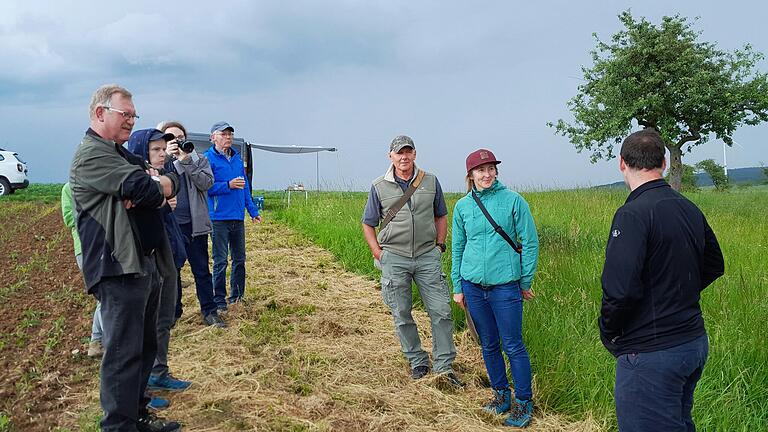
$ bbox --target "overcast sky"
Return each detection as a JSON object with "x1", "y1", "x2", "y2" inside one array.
[{"x1": 1, "y1": 0, "x2": 766, "y2": 192}]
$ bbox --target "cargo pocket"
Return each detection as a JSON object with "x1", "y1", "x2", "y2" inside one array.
[
  {"x1": 380, "y1": 277, "x2": 396, "y2": 309},
  {"x1": 439, "y1": 272, "x2": 452, "y2": 301}
]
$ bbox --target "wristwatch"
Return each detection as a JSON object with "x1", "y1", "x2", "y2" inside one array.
[{"x1": 436, "y1": 242, "x2": 446, "y2": 253}]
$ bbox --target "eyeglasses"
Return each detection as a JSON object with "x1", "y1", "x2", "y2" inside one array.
[
  {"x1": 215, "y1": 131, "x2": 234, "y2": 137},
  {"x1": 103, "y1": 106, "x2": 140, "y2": 121}
]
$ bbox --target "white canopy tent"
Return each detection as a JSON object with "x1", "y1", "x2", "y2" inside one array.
[
  {"x1": 250, "y1": 143, "x2": 338, "y2": 191},
  {"x1": 185, "y1": 133, "x2": 338, "y2": 191}
]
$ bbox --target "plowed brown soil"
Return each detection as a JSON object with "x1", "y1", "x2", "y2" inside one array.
[{"x1": 0, "y1": 202, "x2": 100, "y2": 431}]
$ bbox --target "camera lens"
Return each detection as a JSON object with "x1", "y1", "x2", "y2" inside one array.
[{"x1": 180, "y1": 141, "x2": 195, "y2": 153}]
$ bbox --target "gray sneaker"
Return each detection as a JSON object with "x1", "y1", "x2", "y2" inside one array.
[
  {"x1": 203, "y1": 312, "x2": 226, "y2": 328},
  {"x1": 87, "y1": 340, "x2": 104, "y2": 357}
]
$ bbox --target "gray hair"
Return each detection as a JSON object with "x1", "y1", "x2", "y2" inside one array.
[{"x1": 89, "y1": 84, "x2": 132, "y2": 118}]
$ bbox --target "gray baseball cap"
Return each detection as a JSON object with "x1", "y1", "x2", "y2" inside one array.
[
  {"x1": 211, "y1": 121, "x2": 234, "y2": 134},
  {"x1": 390, "y1": 135, "x2": 415, "y2": 152}
]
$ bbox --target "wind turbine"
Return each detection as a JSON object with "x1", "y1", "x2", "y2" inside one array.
[{"x1": 722, "y1": 140, "x2": 745, "y2": 178}]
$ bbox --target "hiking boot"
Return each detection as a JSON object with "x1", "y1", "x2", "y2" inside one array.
[
  {"x1": 411, "y1": 365, "x2": 430, "y2": 380},
  {"x1": 505, "y1": 398, "x2": 534, "y2": 428},
  {"x1": 137, "y1": 412, "x2": 181, "y2": 432},
  {"x1": 148, "y1": 374, "x2": 192, "y2": 392},
  {"x1": 217, "y1": 307, "x2": 229, "y2": 316},
  {"x1": 203, "y1": 312, "x2": 226, "y2": 328},
  {"x1": 483, "y1": 388, "x2": 511, "y2": 414},
  {"x1": 146, "y1": 396, "x2": 170, "y2": 411},
  {"x1": 440, "y1": 371, "x2": 465, "y2": 389},
  {"x1": 87, "y1": 340, "x2": 104, "y2": 358}
]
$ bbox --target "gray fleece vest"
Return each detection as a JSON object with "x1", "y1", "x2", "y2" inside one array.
[{"x1": 373, "y1": 168, "x2": 437, "y2": 258}]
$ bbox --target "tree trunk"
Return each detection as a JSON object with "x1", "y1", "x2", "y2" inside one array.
[{"x1": 668, "y1": 145, "x2": 683, "y2": 191}]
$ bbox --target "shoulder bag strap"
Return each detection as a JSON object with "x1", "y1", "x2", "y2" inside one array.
[
  {"x1": 471, "y1": 190, "x2": 522, "y2": 254},
  {"x1": 379, "y1": 170, "x2": 426, "y2": 231}
]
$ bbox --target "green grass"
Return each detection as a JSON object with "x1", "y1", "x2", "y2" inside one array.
[
  {"x1": 0, "y1": 183, "x2": 63, "y2": 203},
  {"x1": 266, "y1": 187, "x2": 768, "y2": 430}
]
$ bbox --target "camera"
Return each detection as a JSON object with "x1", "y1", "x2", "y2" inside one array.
[{"x1": 179, "y1": 140, "x2": 196, "y2": 154}]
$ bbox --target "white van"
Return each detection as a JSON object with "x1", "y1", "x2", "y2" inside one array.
[{"x1": 0, "y1": 148, "x2": 29, "y2": 196}]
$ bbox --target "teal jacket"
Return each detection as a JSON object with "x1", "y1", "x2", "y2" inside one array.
[{"x1": 451, "y1": 180, "x2": 539, "y2": 293}]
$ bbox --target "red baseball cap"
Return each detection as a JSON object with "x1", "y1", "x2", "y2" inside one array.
[{"x1": 466, "y1": 149, "x2": 501, "y2": 173}]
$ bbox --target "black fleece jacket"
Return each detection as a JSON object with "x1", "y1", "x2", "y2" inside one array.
[{"x1": 599, "y1": 179, "x2": 724, "y2": 357}]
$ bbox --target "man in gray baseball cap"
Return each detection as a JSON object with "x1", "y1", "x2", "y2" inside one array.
[
  {"x1": 204, "y1": 121, "x2": 261, "y2": 313},
  {"x1": 361, "y1": 135, "x2": 461, "y2": 387}
]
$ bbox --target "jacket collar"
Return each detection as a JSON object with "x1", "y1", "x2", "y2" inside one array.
[
  {"x1": 211, "y1": 145, "x2": 238, "y2": 158},
  {"x1": 626, "y1": 178, "x2": 669, "y2": 203},
  {"x1": 85, "y1": 128, "x2": 128, "y2": 157},
  {"x1": 472, "y1": 179, "x2": 505, "y2": 196},
  {"x1": 384, "y1": 163, "x2": 420, "y2": 184}
]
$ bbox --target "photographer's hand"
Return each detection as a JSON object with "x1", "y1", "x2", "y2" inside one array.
[
  {"x1": 176, "y1": 143, "x2": 191, "y2": 161},
  {"x1": 166, "y1": 142, "x2": 180, "y2": 157}
]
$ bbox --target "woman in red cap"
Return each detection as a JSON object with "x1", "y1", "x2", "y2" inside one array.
[{"x1": 451, "y1": 149, "x2": 540, "y2": 428}]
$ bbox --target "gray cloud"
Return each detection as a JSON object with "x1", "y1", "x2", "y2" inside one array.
[{"x1": 1, "y1": 0, "x2": 767, "y2": 191}]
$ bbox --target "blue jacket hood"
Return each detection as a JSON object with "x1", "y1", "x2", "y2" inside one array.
[{"x1": 126, "y1": 128, "x2": 156, "y2": 162}]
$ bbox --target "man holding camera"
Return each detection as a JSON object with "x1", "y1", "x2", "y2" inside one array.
[
  {"x1": 159, "y1": 121, "x2": 226, "y2": 329},
  {"x1": 204, "y1": 122, "x2": 261, "y2": 312}
]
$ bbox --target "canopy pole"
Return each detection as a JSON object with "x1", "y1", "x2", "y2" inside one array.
[{"x1": 316, "y1": 152, "x2": 320, "y2": 191}]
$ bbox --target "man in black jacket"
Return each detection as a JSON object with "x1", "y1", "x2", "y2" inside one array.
[
  {"x1": 70, "y1": 84, "x2": 181, "y2": 432},
  {"x1": 599, "y1": 128, "x2": 724, "y2": 431}
]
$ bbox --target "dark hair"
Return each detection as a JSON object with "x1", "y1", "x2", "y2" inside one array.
[
  {"x1": 158, "y1": 120, "x2": 187, "y2": 137},
  {"x1": 620, "y1": 128, "x2": 665, "y2": 170}
]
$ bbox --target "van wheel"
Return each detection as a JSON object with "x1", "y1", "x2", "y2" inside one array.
[{"x1": 0, "y1": 178, "x2": 10, "y2": 196}]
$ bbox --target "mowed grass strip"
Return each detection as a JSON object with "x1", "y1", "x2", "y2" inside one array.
[
  {"x1": 267, "y1": 187, "x2": 768, "y2": 430},
  {"x1": 70, "y1": 216, "x2": 596, "y2": 431}
]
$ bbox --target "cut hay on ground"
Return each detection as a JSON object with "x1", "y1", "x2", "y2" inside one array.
[{"x1": 78, "y1": 216, "x2": 604, "y2": 431}]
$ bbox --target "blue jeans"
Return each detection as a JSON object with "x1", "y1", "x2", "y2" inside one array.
[
  {"x1": 179, "y1": 223, "x2": 217, "y2": 316},
  {"x1": 615, "y1": 334, "x2": 709, "y2": 432},
  {"x1": 211, "y1": 220, "x2": 246, "y2": 308},
  {"x1": 462, "y1": 280, "x2": 532, "y2": 400}
]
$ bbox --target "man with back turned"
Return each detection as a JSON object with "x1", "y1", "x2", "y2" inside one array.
[{"x1": 600, "y1": 128, "x2": 724, "y2": 431}]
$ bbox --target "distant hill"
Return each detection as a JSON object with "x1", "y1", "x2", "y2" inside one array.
[{"x1": 597, "y1": 166, "x2": 767, "y2": 189}]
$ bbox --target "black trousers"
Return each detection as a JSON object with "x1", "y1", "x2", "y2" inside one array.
[{"x1": 96, "y1": 256, "x2": 161, "y2": 431}]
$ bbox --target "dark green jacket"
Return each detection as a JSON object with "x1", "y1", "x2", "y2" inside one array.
[{"x1": 69, "y1": 130, "x2": 167, "y2": 292}]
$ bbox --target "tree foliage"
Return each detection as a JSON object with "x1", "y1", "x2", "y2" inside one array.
[
  {"x1": 696, "y1": 159, "x2": 729, "y2": 190},
  {"x1": 550, "y1": 11, "x2": 768, "y2": 190}
]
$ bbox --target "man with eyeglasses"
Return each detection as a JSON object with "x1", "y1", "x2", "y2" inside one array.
[
  {"x1": 69, "y1": 84, "x2": 182, "y2": 432},
  {"x1": 204, "y1": 122, "x2": 261, "y2": 313}
]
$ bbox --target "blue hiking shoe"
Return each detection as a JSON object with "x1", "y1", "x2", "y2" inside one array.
[
  {"x1": 148, "y1": 374, "x2": 192, "y2": 392},
  {"x1": 483, "y1": 388, "x2": 511, "y2": 414},
  {"x1": 146, "y1": 396, "x2": 170, "y2": 411},
  {"x1": 505, "y1": 398, "x2": 534, "y2": 428}
]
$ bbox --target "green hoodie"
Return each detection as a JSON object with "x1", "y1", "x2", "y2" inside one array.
[
  {"x1": 451, "y1": 180, "x2": 539, "y2": 293},
  {"x1": 60, "y1": 182, "x2": 81, "y2": 257}
]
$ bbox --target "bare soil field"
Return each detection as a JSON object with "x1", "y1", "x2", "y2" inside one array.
[{"x1": 0, "y1": 202, "x2": 100, "y2": 431}]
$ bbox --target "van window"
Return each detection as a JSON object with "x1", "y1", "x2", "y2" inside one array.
[{"x1": 0, "y1": 154, "x2": 4, "y2": 161}]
